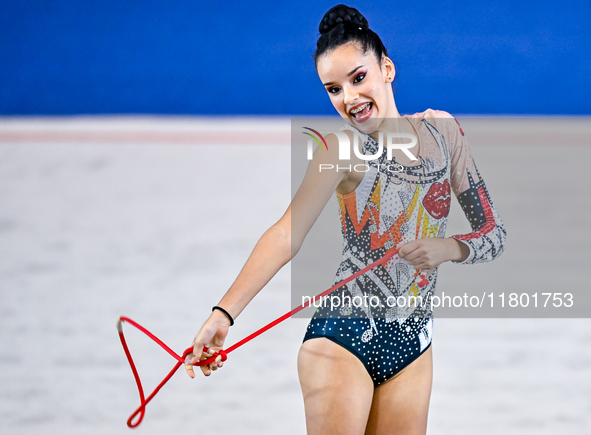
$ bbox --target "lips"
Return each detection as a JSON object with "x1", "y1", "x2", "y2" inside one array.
[{"x1": 423, "y1": 179, "x2": 451, "y2": 219}]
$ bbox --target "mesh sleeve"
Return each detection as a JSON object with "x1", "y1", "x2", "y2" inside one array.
[{"x1": 443, "y1": 113, "x2": 507, "y2": 265}]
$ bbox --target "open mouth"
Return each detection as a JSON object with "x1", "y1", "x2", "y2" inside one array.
[{"x1": 349, "y1": 102, "x2": 373, "y2": 120}]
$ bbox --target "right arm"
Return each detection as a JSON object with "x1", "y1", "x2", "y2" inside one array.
[{"x1": 185, "y1": 131, "x2": 354, "y2": 377}]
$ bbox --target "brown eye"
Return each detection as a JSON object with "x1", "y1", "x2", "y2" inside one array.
[
  {"x1": 328, "y1": 86, "x2": 341, "y2": 94},
  {"x1": 354, "y1": 73, "x2": 366, "y2": 83}
]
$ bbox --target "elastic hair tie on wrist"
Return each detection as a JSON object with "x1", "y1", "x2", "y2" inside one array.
[{"x1": 212, "y1": 305, "x2": 234, "y2": 326}]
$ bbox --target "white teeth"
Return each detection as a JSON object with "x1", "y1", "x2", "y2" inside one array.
[{"x1": 350, "y1": 102, "x2": 370, "y2": 114}]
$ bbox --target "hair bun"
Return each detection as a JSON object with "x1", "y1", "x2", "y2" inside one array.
[{"x1": 318, "y1": 4, "x2": 369, "y2": 35}]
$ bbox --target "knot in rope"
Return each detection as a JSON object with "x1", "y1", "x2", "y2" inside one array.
[{"x1": 217, "y1": 349, "x2": 228, "y2": 362}]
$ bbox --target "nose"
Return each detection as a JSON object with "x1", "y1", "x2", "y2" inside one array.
[{"x1": 342, "y1": 84, "x2": 359, "y2": 107}]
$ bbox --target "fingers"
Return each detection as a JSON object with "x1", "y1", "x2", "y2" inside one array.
[
  {"x1": 400, "y1": 246, "x2": 423, "y2": 263},
  {"x1": 212, "y1": 354, "x2": 223, "y2": 370},
  {"x1": 199, "y1": 347, "x2": 215, "y2": 376},
  {"x1": 184, "y1": 353, "x2": 195, "y2": 379},
  {"x1": 397, "y1": 242, "x2": 420, "y2": 260},
  {"x1": 208, "y1": 353, "x2": 224, "y2": 373},
  {"x1": 397, "y1": 243, "x2": 437, "y2": 269},
  {"x1": 198, "y1": 350, "x2": 224, "y2": 377},
  {"x1": 185, "y1": 348, "x2": 223, "y2": 378},
  {"x1": 188, "y1": 341, "x2": 205, "y2": 366}
]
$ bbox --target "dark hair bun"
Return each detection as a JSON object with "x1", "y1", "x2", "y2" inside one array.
[
  {"x1": 314, "y1": 5, "x2": 388, "y2": 67},
  {"x1": 319, "y1": 4, "x2": 369, "y2": 35}
]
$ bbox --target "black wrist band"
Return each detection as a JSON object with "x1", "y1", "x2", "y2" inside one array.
[{"x1": 212, "y1": 305, "x2": 234, "y2": 326}]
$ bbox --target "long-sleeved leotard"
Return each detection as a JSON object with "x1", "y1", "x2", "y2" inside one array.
[{"x1": 303, "y1": 109, "x2": 507, "y2": 386}]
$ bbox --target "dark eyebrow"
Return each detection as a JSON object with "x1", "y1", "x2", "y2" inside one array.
[{"x1": 322, "y1": 65, "x2": 364, "y2": 87}]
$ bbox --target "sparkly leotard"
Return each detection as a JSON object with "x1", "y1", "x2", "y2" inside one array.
[{"x1": 302, "y1": 109, "x2": 507, "y2": 386}]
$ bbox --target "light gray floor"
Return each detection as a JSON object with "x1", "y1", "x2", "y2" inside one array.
[{"x1": 0, "y1": 118, "x2": 589, "y2": 434}]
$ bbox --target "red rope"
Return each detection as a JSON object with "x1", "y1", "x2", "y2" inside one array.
[{"x1": 118, "y1": 246, "x2": 401, "y2": 427}]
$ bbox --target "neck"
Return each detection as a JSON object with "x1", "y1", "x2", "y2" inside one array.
[{"x1": 368, "y1": 96, "x2": 412, "y2": 142}]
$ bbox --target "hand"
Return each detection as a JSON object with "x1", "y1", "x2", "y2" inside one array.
[
  {"x1": 184, "y1": 310, "x2": 231, "y2": 378},
  {"x1": 396, "y1": 238, "x2": 460, "y2": 275}
]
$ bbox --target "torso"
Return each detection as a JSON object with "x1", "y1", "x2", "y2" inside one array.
[
  {"x1": 303, "y1": 112, "x2": 440, "y2": 385},
  {"x1": 335, "y1": 115, "x2": 421, "y2": 195},
  {"x1": 331, "y1": 109, "x2": 453, "y2": 318}
]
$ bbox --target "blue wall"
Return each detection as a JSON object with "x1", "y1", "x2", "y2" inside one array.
[{"x1": 1, "y1": 1, "x2": 589, "y2": 115}]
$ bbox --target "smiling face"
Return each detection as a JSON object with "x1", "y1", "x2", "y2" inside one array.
[{"x1": 316, "y1": 42, "x2": 397, "y2": 134}]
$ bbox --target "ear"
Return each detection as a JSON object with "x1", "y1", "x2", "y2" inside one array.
[{"x1": 382, "y1": 56, "x2": 395, "y2": 83}]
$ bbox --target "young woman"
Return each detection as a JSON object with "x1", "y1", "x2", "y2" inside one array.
[{"x1": 185, "y1": 4, "x2": 506, "y2": 434}]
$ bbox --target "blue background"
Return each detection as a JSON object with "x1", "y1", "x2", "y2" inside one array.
[{"x1": 1, "y1": 1, "x2": 589, "y2": 115}]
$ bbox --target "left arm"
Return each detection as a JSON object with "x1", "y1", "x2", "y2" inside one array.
[
  {"x1": 445, "y1": 114, "x2": 507, "y2": 265},
  {"x1": 398, "y1": 111, "x2": 507, "y2": 268}
]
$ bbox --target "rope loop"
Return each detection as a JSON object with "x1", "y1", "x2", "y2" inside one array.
[{"x1": 118, "y1": 246, "x2": 401, "y2": 427}]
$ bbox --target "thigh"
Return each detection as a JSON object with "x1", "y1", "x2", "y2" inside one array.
[
  {"x1": 365, "y1": 345, "x2": 433, "y2": 435},
  {"x1": 297, "y1": 337, "x2": 375, "y2": 435}
]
